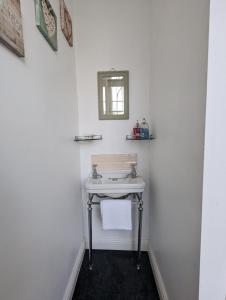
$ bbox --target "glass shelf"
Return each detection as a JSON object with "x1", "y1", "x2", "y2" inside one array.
[
  {"x1": 74, "y1": 135, "x2": 103, "y2": 142},
  {"x1": 126, "y1": 135, "x2": 155, "y2": 141}
]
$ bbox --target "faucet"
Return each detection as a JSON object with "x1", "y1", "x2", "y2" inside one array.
[
  {"x1": 131, "y1": 163, "x2": 137, "y2": 178},
  {"x1": 92, "y1": 164, "x2": 102, "y2": 179},
  {"x1": 127, "y1": 163, "x2": 137, "y2": 178}
]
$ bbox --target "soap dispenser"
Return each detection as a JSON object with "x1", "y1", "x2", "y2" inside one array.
[
  {"x1": 133, "y1": 120, "x2": 140, "y2": 139},
  {"x1": 140, "y1": 118, "x2": 150, "y2": 139}
]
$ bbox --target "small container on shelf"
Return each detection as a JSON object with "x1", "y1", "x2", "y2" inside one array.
[
  {"x1": 140, "y1": 118, "x2": 150, "y2": 139},
  {"x1": 133, "y1": 120, "x2": 141, "y2": 139}
]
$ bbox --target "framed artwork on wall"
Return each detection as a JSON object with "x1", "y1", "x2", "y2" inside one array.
[
  {"x1": 35, "y1": 0, "x2": 57, "y2": 51},
  {"x1": 60, "y1": 0, "x2": 73, "y2": 47},
  {"x1": 0, "y1": 0, "x2": 25, "y2": 57}
]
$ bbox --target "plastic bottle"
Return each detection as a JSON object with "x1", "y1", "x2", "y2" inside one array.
[
  {"x1": 133, "y1": 120, "x2": 140, "y2": 139},
  {"x1": 140, "y1": 118, "x2": 150, "y2": 139}
]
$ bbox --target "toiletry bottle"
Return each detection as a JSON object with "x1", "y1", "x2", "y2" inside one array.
[
  {"x1": 140, "y1": 118, "x2": 150, "y2": 139},
  {"x1": 133, "y1": 120, "x2": 140, "y2": 139}
]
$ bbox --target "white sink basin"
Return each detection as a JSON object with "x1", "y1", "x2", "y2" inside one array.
[{"x1": 85, "y1": 171, "x2": 145, "y2": 194}]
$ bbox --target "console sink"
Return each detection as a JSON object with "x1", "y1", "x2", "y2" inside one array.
[{"x1": 85, "y1": 171, "x2": 145, "y2": 194}]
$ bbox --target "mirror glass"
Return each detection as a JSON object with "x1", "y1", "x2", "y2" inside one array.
[{"x1": 98, "y1": 71, "x2": 129, "y2": 120}]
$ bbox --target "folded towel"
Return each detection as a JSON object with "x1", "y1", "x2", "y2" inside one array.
[{"x1": 100, "y1": 199, "x2": 132, "y2": 230}]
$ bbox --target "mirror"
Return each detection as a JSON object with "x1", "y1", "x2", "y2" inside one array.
[{"x1": 98, "y1": 70, "x2": 129, "y2": 120}]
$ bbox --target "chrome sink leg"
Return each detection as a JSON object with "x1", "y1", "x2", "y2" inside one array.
[
  {"x1": 137, "y1": 193, "x2": 143, "y2": 270},
  {"x1": 88, "y1": 194, "x2": 93, "y2": 270}
]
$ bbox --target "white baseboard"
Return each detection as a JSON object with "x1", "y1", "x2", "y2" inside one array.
[
  {"x1": 62, "y1": 240, "x2": 85, "y2": 300},
  {"x1": 148, "y1": 243, "x2": 169, "y2": 300},
  {"x1": 85, "y1": 238, "x2": 149, "y2": 251}
]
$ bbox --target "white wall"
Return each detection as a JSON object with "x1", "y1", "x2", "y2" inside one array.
[
  {"x1": 199, "y1": 0, "x2": 226, "y2": 299},
  {"x1": 73, "y1": 0, "x2": 152, "y2": 250},
  {"x1": 0, "y1": 1, "x2": 83, "y2": 300},
  {"x1": 148, "y1": 1, "x2": 209, "y2": 299}
]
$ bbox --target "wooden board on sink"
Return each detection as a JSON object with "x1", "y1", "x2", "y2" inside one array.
[{"x1": 91, "y1": 154, "x2": 137, "y2": 172}]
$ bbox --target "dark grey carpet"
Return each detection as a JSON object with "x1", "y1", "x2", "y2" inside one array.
[{"x1": 72, "y1": 250, "x2": 160, "y2": 300}]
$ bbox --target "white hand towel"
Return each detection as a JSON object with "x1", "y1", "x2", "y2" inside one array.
[{"x1": 100, "y1": 199, "x2": 132, "y2": 230}]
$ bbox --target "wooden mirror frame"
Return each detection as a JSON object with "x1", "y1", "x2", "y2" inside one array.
[{"x1": 98, "y1": 70, "x2": 129, "y2": 120}]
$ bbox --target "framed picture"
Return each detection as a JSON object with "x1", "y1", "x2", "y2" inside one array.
[
  {"x1": 60, "y1": 0, "x2": 73, "y2": 47},
  {"x1": 0, "y1": 0, "x2": 25, "y2": 57},
  {"x1": 35, "y1": 0, "x2": 57, "y2": 51}
]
